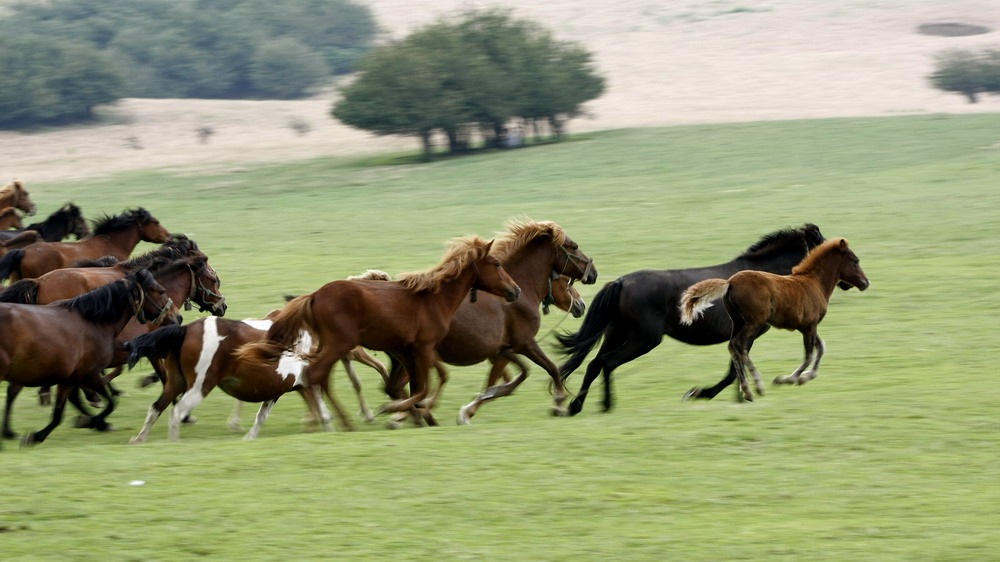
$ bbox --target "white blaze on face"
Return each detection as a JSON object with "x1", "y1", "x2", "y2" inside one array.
[
  {"x1": 241, "y1": 318, "x2": 309, "y2": 385},
  {"x1": 194, "y1": 316, "x2": 227, "y2": 395}
]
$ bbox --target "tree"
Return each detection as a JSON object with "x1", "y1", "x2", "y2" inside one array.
[
  {"x1": 0, "y1": 37, "x2": 124, "y2": 127},
  {"x1": 250, "y1": 39, "x2": 331, "y2": 99},
  {"x1": 331, "y1": 9, "x2": 605, "y2": 157},
  {"x1": 929, "y1": 49, "x2": 989, "y2": 103}
]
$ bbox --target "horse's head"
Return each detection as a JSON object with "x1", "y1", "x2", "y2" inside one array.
[
  {"x1": 544, "y1": 273, "x2": 586, "y2": 317},
  {"x1": 555, "y1": 234, "x2": 598, "y2": 285},
  {"x1": 473, "y1": 240, "x2": 520, "y2": 302},
  {"x1": 188, "y1": 255, "x2": 227, "y2": 316},
  {"x1": 835, "y1": 239, "x2": 870, "y2": 291},
  {"x1": 134, "y1": 208, "x2": 171, "y2": 243},
  {"x1": 0, "y1": 207, "x2": 24, "y2": 229},
  {"x1": 63, "y1": 204, "x2": 91, "y2": 239},
  {"x1": 130, "y1": 268, "x2": 183, "y2": 326},
  {"x1": 10, "y1": 180, "x2": 36, "y2": 216}
]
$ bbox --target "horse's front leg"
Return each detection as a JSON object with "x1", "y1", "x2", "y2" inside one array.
[
  {"x1": 21, "y1": 384, "x2": 74, "y2": 446},
  {"x1": 774, "y1": 328, "x2": 819, "y2": 385},
  {"x1": 340, "y1": 357, "x2": 375, "y2": 422},
  {"x1": 244, "y1": 399, "x2": 278, "y2": 440},
  {"x1": 797, "y1": 332, "x2": 825, "y2": 384},
  {"x1": 2, "y1": 383, "x2": 23, "y2": 439}
]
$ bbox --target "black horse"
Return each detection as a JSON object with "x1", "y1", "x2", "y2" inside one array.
[
  {"x1": 556, "y1": 223, "x2": 828, "y2": 414},
  {"x1": 0, "y1": 203, "x2": 89, "y2": 243}
]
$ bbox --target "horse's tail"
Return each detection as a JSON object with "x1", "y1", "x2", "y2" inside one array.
[
  {"x1": 0, "y1": 278, "x2": 40, "y2": 304},
  {"x1": 555, "y1": 279, "x2": 623, "y2": 380},
  {"x1": 235, "y1": 294, "x2": 314, "y2": 367},
  {"x1": 679, "y1": 279, "x2": 730, "y2": 325},
  {"x1": 0, "y1": 249, "x2": 24, "y2": 283},
  {"x1": 124, "y1": 324, "x2": 187, "y2": 369}
]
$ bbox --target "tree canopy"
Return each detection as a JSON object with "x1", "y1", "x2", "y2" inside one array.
[
  {"x1": 0, "y1": 0, "x2": 376, "y2": 126},
  {"x1": 332, "y1": 9, "x2": 605, "y2": 159},
  {"x1": 929, "y1": 46, "x2": 1000, "y2": 103}
]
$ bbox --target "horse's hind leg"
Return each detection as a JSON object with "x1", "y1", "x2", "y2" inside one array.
[
  {"x1": 340, "y1": 357, "x2": 375, "y2": 422},
  {"x1": 228, "y1": 401, "x2": 244, "y2": 432},
  {"x1": 459, "y1": 353, "x2": 531, "y2": 425},
  {"x1": 797, "y1": 331, "x2": 825, "y2": 384}
]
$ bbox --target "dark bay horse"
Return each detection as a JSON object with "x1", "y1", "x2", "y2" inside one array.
[
  {"x1": 0, "y1": 203, "x2": 90, "y2": 244},
  {"x1": 680, "y1": 238, "x2": 869, "y2": 400},
  {"x1": 0, "y1": 207, "x2": 170, "y2": 283},
  {"x1": 0, "y1": 269, "x2": 181, "y2": 446},
  {"x1": 430, "y1": 219, "x2": 597, "y2": 424},
  {"x1": 557, "y1": 223, "x2": 828, "y2": 414},
  {"x1": 0, "y1": 180, "x2": 37, "y2": 216},
  {"x1": 236, "y1": 236, "x2": 521, "y2": 428},
  {"x1": 124, "y1": 316, "x2": 327, "y2": 443}
]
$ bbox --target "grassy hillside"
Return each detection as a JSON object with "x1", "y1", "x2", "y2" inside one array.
[{"x1": 2, "y1": 114, "x2": 998, "y2": 560}]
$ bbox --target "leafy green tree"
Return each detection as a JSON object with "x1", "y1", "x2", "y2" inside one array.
[
  {"x1": 929, "y1": 49, "x2": 989, "y2": 103},
  {"x1": 0, "y1": 37, "x2": 123, "y2": 127},
  {"x1": 250, "y1": 39, "x2": 331, "y2": 99},
  {"x1": 332, "y1": 9, "x2": 605, "y2": 157}
]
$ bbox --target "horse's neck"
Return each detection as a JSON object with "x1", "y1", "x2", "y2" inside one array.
[
  {"x1": 92, "y1": 226, "x2": 142, "y2": 258},
  {"x1": 735, "y1": 249, "x2": 809, "y2": 275},
  {"x1": 797, "y1": 253, "x2": 843, "y2": 299},
  {"x1": 435, "y1": 267, "x2": 479, "y2": 316},
  {"x1": 502, "y1": 244, "x2": 552, "y2": 304}
]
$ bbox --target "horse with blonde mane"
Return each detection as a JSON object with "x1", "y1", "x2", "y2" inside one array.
[
  {"x1": 679, "y1": 238, "x2": 869, "y2": 401},
  {"x1": 236, "y1": 235, "x2": 520, "y2": 427},
  {"x1": 0, "y1": 180, "x2": 36, "y2": 216}
]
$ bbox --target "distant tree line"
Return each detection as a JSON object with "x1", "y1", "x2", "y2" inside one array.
[
  {"x1": 332, "y1": 10, "x2": 606, "y2": 159},
  {"x1": 0, "y1": 0, "x2": 375, "y2": 127},
  {"x1": 928, "y1": 47, "x2": 1000, "y2": 103}
]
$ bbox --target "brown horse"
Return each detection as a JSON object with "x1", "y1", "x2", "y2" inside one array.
[
  {"x1": 0, "y1": 269, "x2": 181, "y2": 446},
  {"x1": 123, "y1": 317, "x2": 326, "y2": 442},
  {"x1": 679, "y1": 238, "x2": 869, "y2": 401},
  {"x1": 236, "y1": 236, "x2": 521, "y2": 428},
  {"x1": 0, "y1": 238, "x2": 223, "y2": 437},
  {"x1": 0, "y1": 180, "x2": 36, "y2": 216},
  {"x1": 0, "y1": 207, "x2": 24, "y2": 230},
  {"x1": 0, "y1": 207, "x2": 170, "y2": 283}
]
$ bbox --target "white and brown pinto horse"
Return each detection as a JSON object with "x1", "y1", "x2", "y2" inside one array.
[{"x1": 680, "y1": 238, "x2": 869, "y2": 401}]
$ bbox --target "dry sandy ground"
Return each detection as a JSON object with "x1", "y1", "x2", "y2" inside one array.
[{"x1": 4, "y1": 0, "x2": 1000, "y2": 182}]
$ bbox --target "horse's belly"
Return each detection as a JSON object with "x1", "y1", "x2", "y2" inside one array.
[{"x1": 218, "y1": 373, "x2": 298, "y2": 402}]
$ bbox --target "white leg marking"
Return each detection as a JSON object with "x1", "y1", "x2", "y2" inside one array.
[
  {"x1": 244, "y1": 400, "x2": 275, "y2": 440},
  {"x1": 129, "y1": 405, "x2": 162, "y2": 444}
]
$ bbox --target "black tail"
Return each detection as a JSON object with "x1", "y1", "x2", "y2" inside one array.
[
  {"x1": 555, "y1": 279, "x2": 623, "y2": 380},
  {"x1": 0, "y1": 279, "x2": 39, "y2": 304},
  {"x1": 124, "y1": 324, "x2": 187, "y2": 369},
  {"x1": 0, "y1": 249, "x2": 25, "y2": 284}
]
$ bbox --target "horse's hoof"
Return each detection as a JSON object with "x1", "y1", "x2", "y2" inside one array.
[
  {"x1": 683, "y1": 387, "x2": 702, "y2": 401},
  {"x1": 2, "y1": 430, "x2": 17, "y2": 440},
  {"x1": 137, "y1": 375, "x2": 158, "y2": 389},
  {"x1": 128, "y1": 436, "x2": 145, "y2": 445},
  {"x1": 387, "y1": 420, "x2": 404, "y2": 430},
  {"x1": 19, "y1": 432, "x2": 37, "y2": 447},
  {"x1": 550, "y1": 406, "x2": 569, "y2": 417},
  {"x1": 73, "y1": 415, "x2": 93, "y2": 429},
  {"x1": 96, "y1": 424, "x2": 118, "y2": 432},
  {"x1": 182, "y1": 415, "x2": 198, "y2": 424}
]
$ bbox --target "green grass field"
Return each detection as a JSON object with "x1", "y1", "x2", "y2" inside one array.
[{"x1": 2, "y1": 114, "x2": 998, "y2": 560}]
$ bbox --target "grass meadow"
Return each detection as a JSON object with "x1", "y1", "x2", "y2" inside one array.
[{"x1": 1, "y1": 114, "x2": 999, "y2": 560}]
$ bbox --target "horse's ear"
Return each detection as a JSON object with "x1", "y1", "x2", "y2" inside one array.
[
  {"x1": 484, "y1": 239, "x2": 495, "y2": 253},
  {"x1": 838, "y1": 238, "x2": 849, "y2": 249}
]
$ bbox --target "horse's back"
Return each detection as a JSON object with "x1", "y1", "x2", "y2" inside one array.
[{"x1": 35, "y1": 267, "x2": 123, "y2": 304}]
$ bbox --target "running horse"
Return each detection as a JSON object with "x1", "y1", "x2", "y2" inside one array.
[
  {"x1": 0, "y1": 269, "x2": 181, "y2": 446},
  {"x1": 557, "y1": 223, "x2": 828, "y2": 414},
  {"x1": 0, "y1": 180, "x2": 37, "y2": 217},
  {"x1": 0, "y1": 238, "x2": 225, "y2": 438},
  {"x1": 0, "y1": 203, "x2": 90, "y2": 244},
  {"x1": 680, "y1": 237, "x2": 869, "y2": 400},
  {"x1": 0, "y1": 207, "x2": 170, "y2": 283},
  {"x1": 236, "y1": 236, "x2": 521, "y2": 428}
]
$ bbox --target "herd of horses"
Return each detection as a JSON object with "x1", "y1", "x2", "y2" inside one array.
[{"x1": 0, "y1": 179, "x2": 870, "y2": 448}]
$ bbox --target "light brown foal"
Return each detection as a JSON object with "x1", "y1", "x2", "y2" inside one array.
[{"x1": 679, "y1": 238, "x2": 869, "y2": 401}]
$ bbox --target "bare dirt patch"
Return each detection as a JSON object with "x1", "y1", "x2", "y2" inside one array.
[{"x1": 4, "y1": 0, "x2": 1000, "y2": 183}]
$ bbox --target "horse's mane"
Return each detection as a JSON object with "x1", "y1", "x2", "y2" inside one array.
[
  {"x1": 119, "y1": 236, "x2": 198, "y2": 272},
  {"x1": 792, "y1": 238, "x2": 846, "y2": 275},
  {"x1": 58, "y1": 269, "x2": 153, "y2": 323},
  {"x1": 24, "y1": 203, "x2": 84, "y2": 239},
  {"x1": 396, "y1": 236, "x2": 491, "y2": 293},
  {"x1": 347, "y1": 269, "x2": 392, "y2": 281},
  {"x1": 71, "y1": 255, "x2": 120, "y2": 268},
  {"x1": 490, "y1": 218, "x2": 567, "y2": 262},
  {"x1": 738, "y1": 223, "x2": 824, "y2": 259},
  {"x1": 0, "y1": 180, "x2": 23, "y2": 196},
  {"x1": 92, "y1": 208, "x2": 153, "y2": 236}
]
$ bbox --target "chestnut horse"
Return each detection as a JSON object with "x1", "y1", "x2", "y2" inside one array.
[
  {"x1": 0, "y1": 180, "x2": 37, "y2": 216},
  {"x1": 0, "y1": 207, "x2": 170, "y2": 283},
  {"x1": 236, "y1": 236, "x2": 521, "y2": 428},
  {"x1": 557, "y1": 223, "x2": 828, "y2": 414},
  {"x1": 0, "y1": 208, "x2": 24, "y2": 230},
  {"x1": 680, "y1": 238, "x2": 869, "y2": 401},
  {"x1": 0, "y1": 269, "x2": 181, "y2": 446}
]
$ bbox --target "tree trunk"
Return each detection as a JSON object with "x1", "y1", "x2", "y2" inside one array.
[{"x1": 420, "y1": 130, "x2": 433, "y2": 161}]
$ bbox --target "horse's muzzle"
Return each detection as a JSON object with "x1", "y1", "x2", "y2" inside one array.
[{"x1": 505, "y1": 287, "x2": 521, "y2": 302}]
